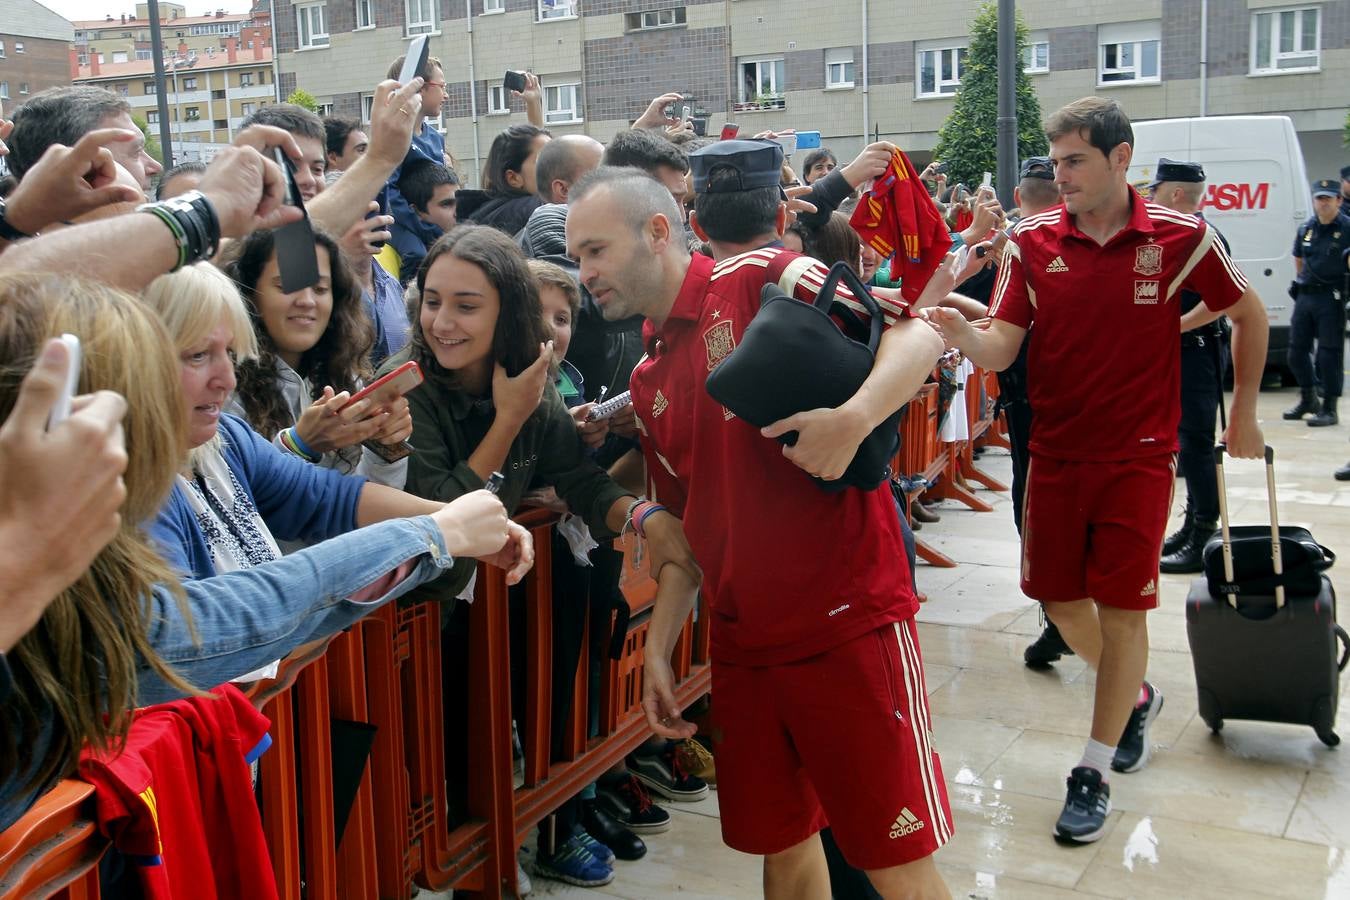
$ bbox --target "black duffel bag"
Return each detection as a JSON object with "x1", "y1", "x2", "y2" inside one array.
[
  {"x1": 705, "y1": 260, "x2": 900, "y2": 492},
  {"x1": 1203, "y1": 526, "x2": 1335, "y2": 598}
]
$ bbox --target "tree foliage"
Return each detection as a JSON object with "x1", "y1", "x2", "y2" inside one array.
[
  {"x1": 1343, "y1": 109, "x2": 1349, "y2": 149},
  {"x1": 286, "y1": 89, "x2": 320, "y2": 114},
  {"x1": 131, "y1": 114, "x2": 163, "y2": 165},
  {"x1": 933, "y1": 2, "x2": 1049, "y2": 192}
]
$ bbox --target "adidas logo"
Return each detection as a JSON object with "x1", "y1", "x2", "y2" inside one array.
[
  {"x1": 1140, "y1": 578, "x2": 1157, "y2": 597},
  {"x1": 1045, "y1": 256, "x2": 1070, "y2": 273},
  {"x1": 889, "y1": 807, "x2": 926, "y2": 839}
]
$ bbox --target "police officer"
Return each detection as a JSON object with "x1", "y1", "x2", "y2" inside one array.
[
  {"x1": 1146, "y1": 159, "x2": 1229, "y2": 572},
  {"x1": 1339, "y1": 165, "x2": 1350, "y2": 220},
  {"x1": 1284, "y1": 179, "x2": 1350, "y2": 426}
]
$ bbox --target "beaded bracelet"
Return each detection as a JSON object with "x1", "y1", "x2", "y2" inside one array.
[{"x1": 280, "y1": 427, "x2": 320, "y2": 463}]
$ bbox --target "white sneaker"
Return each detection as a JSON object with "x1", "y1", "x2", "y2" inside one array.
[{"x1": 516, "y1": 856, "x2": 533, "y2": 896}]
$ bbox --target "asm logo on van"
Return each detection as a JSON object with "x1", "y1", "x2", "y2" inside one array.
[{"x1": 1199, "y1": 182, "x2": 1270, "y2": 212}]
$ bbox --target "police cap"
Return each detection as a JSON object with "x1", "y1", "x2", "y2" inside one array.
[
  {"x1": 1311, "y1": 178, "x2": 1339, "y2": 198},
  {"x1": 1019, "y1": 156, "x2": 1054, "y2": 181},
  {"x1": 689, "y1": 140, "x2": 784, "y2": 194},
  {"x1": 1148, "y1": 158, "x2": 1205, "y2": 188}
]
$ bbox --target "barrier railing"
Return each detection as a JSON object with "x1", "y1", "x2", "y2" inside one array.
[{"x1": 0, "y1": 781, "x2": 106, "y2": 900}]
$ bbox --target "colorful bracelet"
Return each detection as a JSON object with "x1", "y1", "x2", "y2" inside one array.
[
  {"x1": 633, "y1": 502, "x2": 667, "y2": 540},
  {"x1": 621, "y1": 497, "x2": 645, "y2": 535},
  {"x1": 280, "y1": 427, "x2": 320, "y2": 462}
]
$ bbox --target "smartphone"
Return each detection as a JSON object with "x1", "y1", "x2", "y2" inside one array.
[
  {"x1": 270, "y1": 147, "x2": 321, "y2": 293},
  {"x1": 681, "y1": 105, "x2": 692, "y2": 124},
  {"x1": 399, "y1": 35, "x2": 430, "y2": 86},
  {"x1": 935, "y1": 161, "x2": 949, "y2": 174},
  {"x1": 796, "y1": 130, "x2": 821, "y2": 150},
  {"x1": 339, "y1": 361, "x2": 423, "y2": 415},
  {"x1": 690, "y1": 117, "x2": 706, "y2": 137},
  {"x1": 46, "y1": 333, "x2": 81, "y2": 430},
  {"x1": 503, "y1": 70, "x2": 528, "y2": 94},
  {"x1": 585, "y1": 390, "x2": 631, "y2": 422},
  {"x1": 720, "y1": 123, "x2": 740, "y2": 141},
  {"x1": 980, "y1": 171, "x2": 993, "y2": 191},
  {"x1": 365, "y1": 198, "x2": 388, "y2": 252}
]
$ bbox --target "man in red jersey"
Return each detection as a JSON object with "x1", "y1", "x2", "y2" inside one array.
[
  {"x1": 934, "y1": 97, "x2": 1268, "y2": 845},
  {"x1": 566, "y1": 153, "x2": 952, "y2": 900}
]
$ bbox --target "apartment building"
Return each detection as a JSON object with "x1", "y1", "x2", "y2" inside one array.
[
  {"x1": 273, "y1": 0, "x2": 1348, "y2": 186},
  {"x1": 71, "y1": 2, "x2": 271, "y2": 71},
  {"x1": 72, "y1": 39, "x2": 276, "y2": 150},
  {"x1": 1, "y1": 0, "x2": 75, "y2": 113}
]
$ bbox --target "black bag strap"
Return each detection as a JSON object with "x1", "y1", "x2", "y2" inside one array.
[
  {"x1": 814, "y1": 261, "x2": 884, "y2": 353},
  {"x1": 1337, "y1": 625, "x2": 1350, "y2": 673}
]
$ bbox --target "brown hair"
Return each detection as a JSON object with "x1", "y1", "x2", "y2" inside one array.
[
  {"x1": 0, "y1": 273, "x2": 195, "y2": 792},
  {"x1": 1044, "y1": 96, "x2": 1134, "y2": 158},
  {"x1": 528, "y1": 259, "x2": 581, "y2": 319},
  {"x1": 806, "y1": 212, "x2": 863, "y2": 274},
  {"x1": 386, "y1": 54, "x2": 443, "y2": 81}
]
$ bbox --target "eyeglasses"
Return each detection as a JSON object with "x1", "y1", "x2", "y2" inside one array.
[{"x1": 422, "y1": 81, "x2": 446, "y2": 89}]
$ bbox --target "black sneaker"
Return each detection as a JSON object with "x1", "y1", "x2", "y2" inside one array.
[
  {"x1": 1054, "y1": 767, "x2": 1111, "y2": 844},
  {"x1": 1023, "y1": 622, "x2": 1074, "y2": 669},
  {"x1": 627, "y1": 741, "x2": 710, "y2": 802},
  {"x1": 595, "y1": 775, "x2": 672, "y2": 834},
  {"x1": 1112, "y1": 682, "x2": 1164, "y2": 773}
]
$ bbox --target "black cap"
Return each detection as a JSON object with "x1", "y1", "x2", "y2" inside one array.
[
  {"x1": 1019, "y1": 156, "x2": 1053, "y2": 180},
  {"x1": 689, "y1": 140, "x2": 784, "y2": 194},
  {"x1": 1312, "y1": 178, "x2": 1339, "y2": 198},
  {"x1": 1149, "y1": 158, "x2": 1205, "y2": 188}
]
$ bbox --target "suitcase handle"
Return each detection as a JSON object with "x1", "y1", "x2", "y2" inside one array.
[
  {"x1": 1212, "y1": 444, "x2": 1284, "y2": 610},
  {"x1": 1337, "y1": 625, "x2": 1350, "y2": 673}
]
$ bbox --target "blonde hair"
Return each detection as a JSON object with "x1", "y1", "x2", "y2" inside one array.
[
  {"x1": 0, "y1": 273, "x2": 196, "y2": 792},
  {"x1": 142, "y1": 263, "x2": 258, "y2": 362}
]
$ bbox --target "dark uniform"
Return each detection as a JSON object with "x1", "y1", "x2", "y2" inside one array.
[
  {"x1": 1285, "y1": 179, "x2": 1350, "y2": 426},
  {"x1": 1340, "y1": 165, "x2": 1350, "y2": 221},
  {"x1": 1146, "y1": 160, "x2": 1231, "y2": 573}
]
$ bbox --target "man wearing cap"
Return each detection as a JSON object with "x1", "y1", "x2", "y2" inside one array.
[
  {"x1": 1146, "y1": 159, "x2": 1232, "y2": 572},
  {"x1": 1284, "y1": 179, "x2": 1350, "y2": 427},
  {"x1": 566, "y1": 146, "x2": 956, "y2": 898},
  {"x1": 1339, "y1": 165, "x2": 1350, "y2": 220}
]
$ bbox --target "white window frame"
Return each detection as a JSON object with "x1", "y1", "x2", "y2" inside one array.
[
  {"x1": 182, "y1": 76, "x2": 197, "y2": 90},
  {"x1": 537, "y1": 0, "x2": 577, "y2": 22},
  {"x1": 482, "y1": 0, "x2": 504, "y2": 13},
  {"x1": 916, "y1": 43, "x2": 967, "y2": 98},
  {"x1": 356, "y1": 0, "x2": 375, "y2": 29},
  {"x1": 14, "y1": 42, "x2": 24, "y2": 54},
  {"x1": 544, "y1": 83, "x2": 581, "y2": 124},
  {"x1": 240, "y1": 72, "x2": 253, "y2": 86},
  {"x1": 738, "y1": 56, "x2": 785, "y2": 103},
  {"x1": 241, "y1": 102, "x2": 256, "y2": 116},
  {"x1": 185, "y1": 106, "x2": 201, "y2": 121},
  {"x1": 1251, "y1": 6, "x2": 1320, "y2": 75},
  {"x1": 0, "y1": 41, "x2": 6, "y2": 58},
  {"x1": 635, "y1": 8, "x2": 684, "y2": 29},
  {"x1": 825, "y1": 47, "x2": 855, "y2": 90},
  {"x1": 1098, "y1": 21, "x2": 1161, "y2": 85},
  {"x1": 0, "y1": 83, "x2": 8, "y2": 100},
  {"x1": 1024, "y1": 37, "x2": 1049, "y2": 74},
  {"x1": 296, "y1": 1, "x2": 330, "y2": 50},
  {"x1": 487, "y1": 83, "x2": 509, "y2": 115},
  {"x1": 405, "y1": 0, "x2": 439, "y2": 35},
  {"x1": 112, "y1": 50, "x2": 129, "y2": 63},
  {"x1": 361, "y1": 94, "x2": 375, "y2": 123},
  {"x1": 147, "y1": 110, "x2": 160, "y2": 124},
  {"x1": 18, "y1": 83, "x2": 28, "y2": 95}
]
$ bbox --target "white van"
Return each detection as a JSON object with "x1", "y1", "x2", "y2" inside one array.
[{"x1": 1128, "y1": 115, "x2": 1312, "y2": 366}]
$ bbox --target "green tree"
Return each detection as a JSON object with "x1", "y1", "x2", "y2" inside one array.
[
  {"x1": 131, "y1": 114, "x2": 163, "y2": 165},
  {"x1": 286, "y1": 88, "x2": 320, "y2": 114},
  {"x1": 1343, "y1": 109, "x2": 1349, "y2": 149},
  {"x1": 932, "y1": 2, "x2": 1048, "y2": 192}
]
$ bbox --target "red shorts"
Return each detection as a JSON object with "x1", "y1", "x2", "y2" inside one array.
[
  {"x1": 710, "y1": 619, "x2": 952, "y2": 870},
  {"x1": 1021, "y1": 454, "x2": 1175, "y2": 610}
]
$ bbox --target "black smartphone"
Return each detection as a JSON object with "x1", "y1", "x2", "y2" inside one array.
[
  {"x1": 935, "y1": 161, "x2": 949, "y2": 174},
  {"x1": 366, "y1": 198, "x2": 387, "y2": 251},
  {"x1": 271, "y1": 147, "x2": 321, "y2": 293},
  {"x1": 503, "y1": 70, "x2": 528, "y2": 94}
]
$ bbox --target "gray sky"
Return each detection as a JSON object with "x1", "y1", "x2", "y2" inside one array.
[{"x1": 34, "y1": 0, "x2": 251, "y2": 24}]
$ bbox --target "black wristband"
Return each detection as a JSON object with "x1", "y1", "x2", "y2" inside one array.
[
  {"x1": 0, "y1": 197, "x2": 33, "y2": 242},
  {"x1": 141, "y1": 190, "x2": 221, "y2": 267}
]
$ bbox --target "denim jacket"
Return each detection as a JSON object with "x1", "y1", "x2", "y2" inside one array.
[{"x1": 0, "y1": 515, "x2": 453, "y2": 832}]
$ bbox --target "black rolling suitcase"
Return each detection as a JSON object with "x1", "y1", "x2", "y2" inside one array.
[{"x1": 1185, "y1": 445, "x2": 1348, "y2": 746}]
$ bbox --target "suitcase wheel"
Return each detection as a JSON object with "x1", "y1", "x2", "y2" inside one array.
[
  {"x1": 1204, "y1": 716, "x2": 1223, "y2": 735},
  {"x1": 1317, "y1": 729, "x2": 1339, "y2": 748}
]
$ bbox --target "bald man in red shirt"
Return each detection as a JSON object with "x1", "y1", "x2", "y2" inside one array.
[{"x1": 934, "y1": 97, "x2": 1268, "y2": 845}]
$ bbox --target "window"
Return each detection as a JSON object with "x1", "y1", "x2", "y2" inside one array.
[
  {"x1": 214, "y1": 119, "x2": 228, "y2": 129},
  {"x1": 626, "y1": 7, "x2": 685, "y2": 30},
  {"x1": 144, "y1": 81, "x2": 157, "y2": 94},
  {"x1": 183, "y1": 76, "x2": 197, "y2": 89},
  {"x1": 361, "y1": 94, "x2": 375, "y2": 122},
  {"x1": 296, "y1": 2, "x2": 330, "y2": 48},
  {"x1": 356, "y1": 0, "x2": 374, "y2": 28},
  {"x1": 147, "y1": 110, "x2": 160, "y2": 124},
  {"x1": 738, "y1": 57, "x2": 785, "y2": 103},
  {"x1": 1252, "y1": 6, "x2": 1320, "y2": 73},
  {"x1": 112, "y1": 50, "x2": 128, "y2": 63},
  {"x1": 482, "y1": 0, "x2": 503, "y2": 12},
  {"x1": 917, "y1": 44, "x2": 967, "y2": 97},
  {"x1": 79, "y1": 53, "x2": 89, "y2": 65},
  {"x1": 14, "y1": 42, "x2": 24, "y2": 53},
  {"x1": 1024, "y1": 39, "x2": 1049, "y2": 74},
  {"x1": 186, "y1": 106, "x2": 201, "y2": 121},
  {"x1": 317, "y1": 102, "x2": 333, "y2": 116},
  {"x1": 0, "y1": 40, "x2": 6, "y2": 57},
  {"x1": 240, "y1": 72, "x2": 253, "y2": 86},
  {"x1": 19, "y1": 83, "x2": 29, "y2": 95},
  {"x1": 544, "y1": 83, "x2": 580, "y2": 124},
  {"x1": 212, "y1": 89, "x2": 226, "y2": 100},
  {"x1": 406, "y1": 0, "x2": 439, "y2": 35},
  {"x1": 538, "y1": 0, "x2": 576, "y2": 21},
  {"x1": 1098, "y1": 22, "x2": 1160, "y2": 84},
  {"x1": 487, "y1": 83, "x2": 509, "y2": 114},
  {"x1": 0, "y1": 83, "x2": 8, "y2": 100},
  {"x1": 241, "y1": 102, "x2": 256, "y2": 115},
  {"x1": 826, "y1": 47, "x2": 855, "y2": 89},
  {"x1": 136, "y1": 49, "x2": 152, "y2": 60},
  {"x1": 115, "y1": 82, "x2": 129, "y2": 96}
]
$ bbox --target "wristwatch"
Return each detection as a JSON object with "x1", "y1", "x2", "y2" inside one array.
[{"x1": 0, "y1": 197, "x2": 34, "y2": 242}]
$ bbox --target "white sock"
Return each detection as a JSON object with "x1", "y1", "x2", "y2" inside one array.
[{"x1": 1078, "y1": 739, "x2": 1115, "y2": 779}]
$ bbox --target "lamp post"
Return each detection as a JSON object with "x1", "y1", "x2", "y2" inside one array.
[{"x1": 146, "y1": 0, "x2": 175, "y2": 165}]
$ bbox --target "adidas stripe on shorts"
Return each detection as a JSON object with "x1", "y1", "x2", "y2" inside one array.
[{"x1": 709, "y1": 618, "x2": 953, "y2": 870}]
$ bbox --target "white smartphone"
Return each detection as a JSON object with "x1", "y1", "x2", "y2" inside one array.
[
  {"x1": 47, "y1": 333, "x2": 81, "y2": 430},
  {"x1": 980, "y1": 171, "x2": 993, "y2": 192},
  {"x1": 399, "y1": 35, "x2": 430, "y2": 87}
]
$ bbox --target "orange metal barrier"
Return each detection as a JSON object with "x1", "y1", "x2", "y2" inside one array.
[{"x1": 0, "y1": 780, "x2": 107, "y2": 900}]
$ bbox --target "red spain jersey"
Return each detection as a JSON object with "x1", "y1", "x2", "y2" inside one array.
[
  {"x1": 630, "y1": 249, "x2": 917, "y2": 667},
  {"x1": 989, "y1": 195, "x2": 1247, "y2": 461}
]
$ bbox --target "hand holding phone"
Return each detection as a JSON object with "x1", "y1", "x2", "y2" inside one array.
[
  {"x1": 339, "y1": 361, "x2": 424, "y2": 417},
  {"x1": 504, "y1": 70, "x2": 528, "y2": 94},
  {"x1": 46, "y1": 333, "x2": 80, "y2": 430},
  {"x1": 399, "y1": 36, "x2": 430, "y2": 86},
  {"x1": 720, "y1": 123, "x2": 740, "y2": 141}
]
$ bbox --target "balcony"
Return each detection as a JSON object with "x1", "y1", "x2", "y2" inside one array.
[{"x1": 731, "y1": 95, "x2": 786, "y2": 114}]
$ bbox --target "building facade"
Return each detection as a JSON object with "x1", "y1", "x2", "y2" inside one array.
[
  {"x1": 272, "y1": 0, "x2": 1348, "y2": 186},
  {"x1": 71, "y1": 2, "x2": 271, "y2": 71},
  {"x1": 1, "y1": 0, "x2": 75, "y2": 113},
  {"x1": 72, "y1": 39, "x2": 276, "y2": 154}
]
